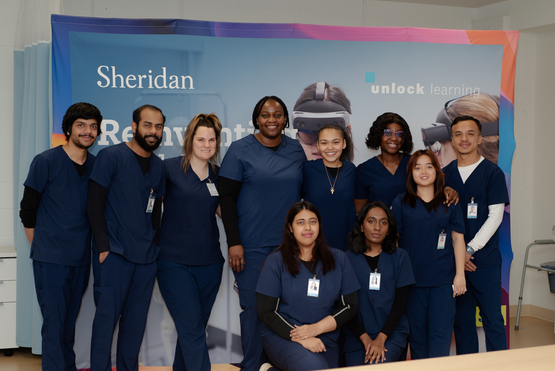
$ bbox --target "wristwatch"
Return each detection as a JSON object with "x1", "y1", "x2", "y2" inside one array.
[{"x1": 466, "y1": 245, "x2": 475, "y2": 255}]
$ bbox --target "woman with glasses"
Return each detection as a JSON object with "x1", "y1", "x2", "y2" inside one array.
[
  {"x1": 354, "y1": 113, "x2": 414, "y2": 213},
  {"x1": 218, "y1": 96, "x2": 306, "y2": 371},
  {"x1": 301, "y1": 124, "x2": 356, "y2": 251},
  {"x1": 355, "y1": 113, "x2": 458, "y2": 213}
]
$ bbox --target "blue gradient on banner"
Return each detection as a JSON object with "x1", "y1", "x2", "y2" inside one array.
[{"x1": 499, "y1": 94, "x2": 516, "y2": 174}]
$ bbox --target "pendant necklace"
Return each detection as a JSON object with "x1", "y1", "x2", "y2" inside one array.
[{"x1": 324, "y1": 163, "x2": 341, "y2": 195}]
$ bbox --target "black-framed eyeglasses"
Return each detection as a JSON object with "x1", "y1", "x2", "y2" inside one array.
[{"x1": 384, "y1": 129, "x2": 404, "y2": 139}]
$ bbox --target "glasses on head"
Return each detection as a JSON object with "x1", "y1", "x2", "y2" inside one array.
[
  {"x1": 297, "y1": 130, "x2": 319, "y2": 145},
  {"x1": 383, "y1": 129, "x2": 404, "y2": 139}
]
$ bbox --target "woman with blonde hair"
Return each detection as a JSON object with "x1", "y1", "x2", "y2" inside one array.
[{"x1": 157, "y1": 113, "x2": 224, "y2": 371}]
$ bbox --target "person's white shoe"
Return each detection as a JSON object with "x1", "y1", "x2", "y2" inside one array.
[{"x1": 259, "y1": 362, "x2": 273, "y2": 371}]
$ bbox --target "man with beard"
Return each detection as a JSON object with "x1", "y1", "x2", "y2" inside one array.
[
  {"x1": 88, "y1": 105, "x2": 166, "y2": 371},
  {"x1": 19, "y1": 102, "x2": 102, "y2": 371}
]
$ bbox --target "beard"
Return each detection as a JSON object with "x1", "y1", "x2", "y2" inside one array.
[
  {"x1": 71, "y1": 134, "x2": 95, "y2": 150},
  {"x1": 135, "y1": 130, "x2": 162, "y2": 152}
]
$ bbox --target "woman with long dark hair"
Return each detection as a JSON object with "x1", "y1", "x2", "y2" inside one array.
[
  {"x1": 256, "y1": 201, "x2": 359, "y2": 371},
  {"x1": 391, "y1": 150, "x2": 466, "y2": 359},
  {"x1": 343, "y1": 201, "x2": 414, "y2": 365}
]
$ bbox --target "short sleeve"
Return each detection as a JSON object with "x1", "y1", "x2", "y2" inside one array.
[
  {"x1": 354, "y1": 165, "x2": 369, "y2": 199},
  {"x1": 256, "y1": 253, "x2": 283, "y2": 299},
  {"x1": 90, "y1": 148, "x2": 118, "y2": 189},
  {"x1": 219, "y1": 142, "x2": 245, "y2": 182},
  {"x1": 487, "y1": 167, "x2": 510, "y2": 207},
  {"x1": 450, "y1": 203, "x2": 465, "y2": 235},
  {"x1": 391, "y1": 194, "x2": 404, "y2": 234},
  {"x1": 337, "y1": 250, "x2": 361, "y2": 295},
  {"x1": 395, "y1": 249, "x2": 415, "y2": 288},
  {"x1": 24, "y1": 154, "x2": 50, "y2": 193}
]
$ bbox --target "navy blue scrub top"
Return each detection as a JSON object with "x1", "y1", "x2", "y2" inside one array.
[
  {"x1": 90, "y1": 143, "x2": 166, "y2": 264},
  {"x1": 219, "y1": 134, "x2": 306, "y2": 250},
  {"x1": 343, "y1": 249, "x2": 415, "y2": 352},
  {"x1": 302, "y1": 159, "x2": 356, "y2": 251},
  {"x1": 443, "y1": 159, "x2": 509, "y2": 268},
  {"x1": 157, "y1": 157, "x2": 223, "y2": 266},
  {"x1": 355, "y1": 153, "x2": 411, "y2": 206},
  {"x1": 392, "y1": 193, "x2": 465, "y2": 287},
  {"x1": 24, "y1": 146, "x2": 95, "y2": 266},
  {"x1": 256, "y1": 248, "x2": 360, "y2": 344}
]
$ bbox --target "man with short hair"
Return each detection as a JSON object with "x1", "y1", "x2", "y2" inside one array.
[
  {"x1": 88, "y1": 105, "x2": 166, "y2": 371},
  {"x1": 20, "y1": 102, "x2": 102, "y2": 371},
  {"x1": 443, "y1": 115, "x2": 509, "y2": 354}
]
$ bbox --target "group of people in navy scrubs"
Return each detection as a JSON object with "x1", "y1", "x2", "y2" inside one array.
[{"x1": 20, "y1": 86, "x2": 509, "y2": 371}]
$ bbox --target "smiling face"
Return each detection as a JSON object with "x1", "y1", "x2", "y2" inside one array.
[
  {"x1": 451, "y1": 119, "x2": 482, "y2": 156},
  {"x1": 316, "y1": 128, "x2": 346, "y2": 166},
  {"x1": 257, "y1": 99, "x2": 286, "y2": 141},
  {"x1": 289, "y1": 209, "x2": 319, "y2": 249},
  {"x1": 362, "y1": 206, "x2": 389, "y2": 249},
  {"x1": 68, "y1": 118, "x2": 98, "y2": 149},
  {"x1": 132, "y1": 108, "x2": 164, "y2": 152},
  {"x1": 412, "y1": 154, "x2": 437, "y2": 187},
  {"x1": 380, "y1": 122, "x2": 405, "y2": 156},
  {"x1": 192, "y1": 126, "x2": 216, "y2": 162}
]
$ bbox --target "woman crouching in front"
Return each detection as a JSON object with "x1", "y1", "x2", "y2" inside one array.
[{"x1": 256, "y1": 201, "x2": 360, "y2": 371}]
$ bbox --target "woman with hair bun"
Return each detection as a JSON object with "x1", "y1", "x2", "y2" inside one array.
[
  {"x1": 301, "y1": 123, "x2": 356, "y2": 252},
  {"x1": 219, "y1": 96, "x2": 306, "y2": 371}
]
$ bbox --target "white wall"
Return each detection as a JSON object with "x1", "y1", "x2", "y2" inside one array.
[
  {"x1": 4, "y1": 0, "x2": 555, "y2": 332},
  {"x1": 473, "y1": 0, "x2": 555, "y2": 313}
]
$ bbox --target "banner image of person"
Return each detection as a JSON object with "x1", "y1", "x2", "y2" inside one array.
[{"x1": 51, "y1": 15, "x2": 518, "y2": 367}]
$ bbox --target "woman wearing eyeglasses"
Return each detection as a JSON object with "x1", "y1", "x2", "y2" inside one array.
[
  {"x1": 355, "y1": 113, "x2": 458, "y2": 213},
  {"x1": 354, "y1": 113, "x2": 414, "y2": 213}
]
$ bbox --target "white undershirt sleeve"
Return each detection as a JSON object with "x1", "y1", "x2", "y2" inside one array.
[{"x1": 467, "y1": 203, "x2": 505, "y2": 253}]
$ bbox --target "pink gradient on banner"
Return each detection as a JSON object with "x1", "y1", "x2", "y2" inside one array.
[{"x1": 294, "y1": 24, "x2": 471, "y2": 43}]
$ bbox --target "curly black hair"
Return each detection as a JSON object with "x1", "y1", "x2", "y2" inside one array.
[{"x1": 365, "y1": 112, "x2": 413, "y2": 154}]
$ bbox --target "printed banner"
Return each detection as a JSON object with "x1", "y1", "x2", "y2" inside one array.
[{"x1": 52, "y1": 15, "x2": 518, "y2": 366}]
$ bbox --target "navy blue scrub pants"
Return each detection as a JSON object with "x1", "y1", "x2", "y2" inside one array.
[
  {"x1": 234, "y1": 247, "x2": 275, "y2": 371},
  {"x1": 454, "y1": 265, "x2": 507, "y2": 354},
  {"x1": 262, "y1": 326, "x2": 337, "y2": 371},
  {"x1": 406, "y1": 285, "x2": 455, "y2": 359},
  {"x1": 33, "y1": 261, "x2": 89, "y2": 371},
  {"x1": 157, "y1": 260, "x2": 224, "y2": 371},
  {"x1": 90, "y1": 252, "x2": 157, "y2": 371}
]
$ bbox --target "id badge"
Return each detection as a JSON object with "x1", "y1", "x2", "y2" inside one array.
[
  {"x1": 467, "y1": 202, "x2": 478, "y2": 219},
  {"x1": 307, "y1": 278, "x2": 320, "y2": 297},
  {"x1": 437, "y1": 231, "x2": 447, "y2": 250},
  {"x1": 369, "y1": 272, "x2": 381, "y2": 291},
  {"x1": 146, "y1": 191, "x2": 155, "y2": 213},
  {"x1": 207, "y1": 182, "x2": 219, "y2": 196}
]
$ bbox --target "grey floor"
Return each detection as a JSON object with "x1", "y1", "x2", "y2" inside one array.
[{"x1": 208, "y1": 346, "x2": 243, "y2": 364}]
